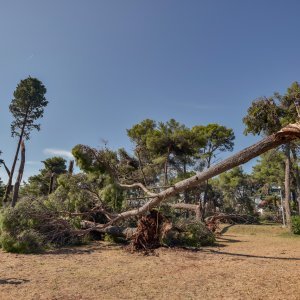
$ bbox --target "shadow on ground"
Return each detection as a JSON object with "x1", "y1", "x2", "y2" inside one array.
[
  {"x1": 0, "y1": 278, "x2": 29, "y2": 285},
  {"x1": 44, "y1": 242, "x2": 120, "y2": 256},
  {"x1": 203, "y1": 249, "x2": 300, "y2": 261}
]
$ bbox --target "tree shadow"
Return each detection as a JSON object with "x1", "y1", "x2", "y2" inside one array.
[
  {"x1": 219, "y1": 224, "x2": 235, "y2": 234},
  {"x1": 44, "y1": 242, "x2": 120, "y2": 255},
  {"x1": 204, "y1": 249, "x2": 300, "y2": 261},
  {"x1": 216, "y1": 236, "x2": 242, "y2": 243},
  {"x1": 0, "y1": 278, "x2": 29, "y2": 285}
]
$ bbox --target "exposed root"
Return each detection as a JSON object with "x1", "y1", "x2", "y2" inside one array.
[{"x1": 128, "y1": 210, "x2": 165, "y2": 252}]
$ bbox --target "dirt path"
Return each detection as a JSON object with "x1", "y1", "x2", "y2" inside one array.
[{"x1": 0, "y1": 225, "x2": 299, "y2": 300}]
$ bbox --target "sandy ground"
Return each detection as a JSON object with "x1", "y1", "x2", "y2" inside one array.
[{"x1": 0, "y1": 225, "x2": 300, "y2": 300}]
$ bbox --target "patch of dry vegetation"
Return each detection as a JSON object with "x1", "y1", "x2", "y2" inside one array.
[{"x1": 0, "y1": 225, "x2": 300, "y2": 300}]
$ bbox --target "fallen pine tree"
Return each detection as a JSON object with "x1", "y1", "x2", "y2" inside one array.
[
  {"x1": 1, "y1": 123, "x2": 300, "y2": 253},
  {"x1": 86, "y1": 123, "x2": 300, "y2": 230}
]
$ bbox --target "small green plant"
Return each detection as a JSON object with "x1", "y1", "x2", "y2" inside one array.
[{"x1": 291, "y1": 216, "x2": 300, "y2": 235}]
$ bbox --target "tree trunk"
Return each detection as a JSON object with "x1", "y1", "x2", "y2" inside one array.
[
  {"x1": 81, "y1": 221, "x2": 137, "y2": 238},
  {"x1": 11, "y1": 141, "x2": 25, "y2": 207},
  {"x1": 3, "y1": 113, "x2": 28, "y2": 203},
  {"x1": 291, "y1": 147, "x2": 300, "y2": 215},
  {"x1": 202, "y1": 157, "x2": 212, "y2": 219},
  {"x1": 105, "y1": 124, "x2": 300, "y2": 228},
  {"x1": 48, "y1": 173, "x2": 55, "y2": 194},
  {"x1": 164, "y1": 149, "x2": 170, "y2": 186},
  {"x1": 284, "y1": 144, "x2": 292, "y2": 229},
  {"x1": 68, "y1": 160, "x2": 74, "y2": 175},
  {"x1": 136, "y1": 150, "x2": 148, "y2": 186},
  {"x1": 201, "y1": 180, "x2": 209, "y2": 220}
]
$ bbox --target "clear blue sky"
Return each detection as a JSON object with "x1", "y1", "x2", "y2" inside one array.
[{"x1": 1, "y1": 0, "x2": 300, "y2": 181}]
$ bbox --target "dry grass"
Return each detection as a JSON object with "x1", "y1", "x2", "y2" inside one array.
[{"x1": 0, "y1": 224, "x2": 300, "y2": 299}]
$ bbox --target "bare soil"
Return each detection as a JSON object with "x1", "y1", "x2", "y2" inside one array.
[{"x1": 0, "y1": 224, "x2": 300, "y2": 300}]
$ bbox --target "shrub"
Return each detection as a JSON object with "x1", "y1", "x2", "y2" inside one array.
[
  {"x1": 291, "y1": 216, "x2": 300, "y2": 235},
  {"x1": 0, "y1": 197, "x2": 82, "y2": 253},
  {"x1": 0, "y1": 230, "x2": 44, "y2": 253},
  {"x1": 259, "y1": 210, "x2": 281, "y2": 223},
  {"x1": 161, "y1": 220, "x2": 215, "y2": 248}
]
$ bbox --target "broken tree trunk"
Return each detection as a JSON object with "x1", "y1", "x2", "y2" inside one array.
[
  {"x1": 97, "y1": 124, "x2": 300, "y2": 228},
  {"x1": 11, "y1": 141, "x2": 25, "y2": 207},
  {"x1": 3, "y1": 111, "x2": 28, "y2": 202}
]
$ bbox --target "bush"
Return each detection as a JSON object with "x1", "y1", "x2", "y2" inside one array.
[
  {"x1": 291, "y1": 216, "x2": 300, "y2": 235},
  {"x1": 0, "y1": 230, "x2": 44, "y2": 253},
  {"x1": 0, "y1": 197, "x2": 82, "y2": 253},
  {"x1": 259, "y1": 211, "x2": 281, "y2": 223},
  {"x1": 161, "y1": 220, "x2": 215, "y2": 248}
]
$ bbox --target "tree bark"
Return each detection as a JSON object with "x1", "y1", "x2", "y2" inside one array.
[
  {"x1": 48, "y1": 173, "x2": 55, "y2": 194},
  {"x1": 201, "y1": 156, "x2": 212, "y2": 220},
  {"x1": 3, "y1": 112, "x2": 28, "y2": 203},
  {"x1": 291, "y1": 147, "x2": 300, "y2": 215},
  {"x1": 68, "y1": 160, "x2": 74, "y2": 175},
  {"x1": 284, "y1": 144, "x2": 292, "y2": 229},
  {"x1": 164, "y1": 146, "x2": 171, "y2": 185},
  {"x1": 136, "y1": 150, "x2": 148, "y2": 186},
  {"x1": 81, "y1": 221, "x2": 137, "y2": 238},
  {"x1": 11, "y1": 141, "x2": 25, "y2": 207},
  {"x1": 94, "y1": 124, "x2": 300, "y2": 229}
]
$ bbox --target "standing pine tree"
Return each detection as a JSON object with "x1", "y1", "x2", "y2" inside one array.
[
  {"x1": 3, "y1": 77, "x2": 48, "y2": 204},
  {"x1": 243, "y1": 82, "x2": 300, "y2": 229}
]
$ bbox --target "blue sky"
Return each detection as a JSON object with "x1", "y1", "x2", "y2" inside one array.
[{"x1": 1, "y1": 0, "x2": 300, "y2": 181}]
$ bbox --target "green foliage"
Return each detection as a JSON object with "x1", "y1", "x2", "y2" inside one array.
[
  {"x1": 243, "y1": 82, "x2": 300, "y2": 136},
  {"x1": 0, "y1": 197, "x2": 81, "y2": 253},
  {"x1": 161, "y1": 220, "x2": 215, "y2": 247},
  {"x1": 100, "y1": 182, "x2": 124, "y2": 210},
  {"x1": 42, "y1": 156, "x2": 67, "y2": 174},
  {"x1": 50, "y1": 173, "x2": 124, "y2": 213},
  {"x1": 49, "y1": 173, "x2": 101, "y2": 212},
  {"x1": 252, "y1": 151, "x2": 285, "y2": 187},
  {"x1": 127, "y1": 118, "x2": 156, "y2": 146},
  {"x1": 291, "y1": 216, "x2": 300, "y2": 235},
  {"x1": 243, "y1": 97, "x2": 282, "y2": 136},
  {"x1": 21, "y1": 156, "x2": 67, "y2": 197},
  {"x1": 280, "y1": 81, "x2": 300, "y2": 126},
  {"x1": 192, "y1": 123, "x2": 235, "y2": 167},
  {"x1": 21, "y1": 173, "x2": 49, "y2": 196},
  {"x1": 215, "y1": 167, "x2": 255, "y2": 214},
  {"x1": 0, "y1": 230, "x2": 44, "y2": 254},
  {"x1": 10, "y1": 77, "x2": 48, "y2": 139},
  {"x1": 72, "y1": 145, "x2": 118, "y2": 175}
]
